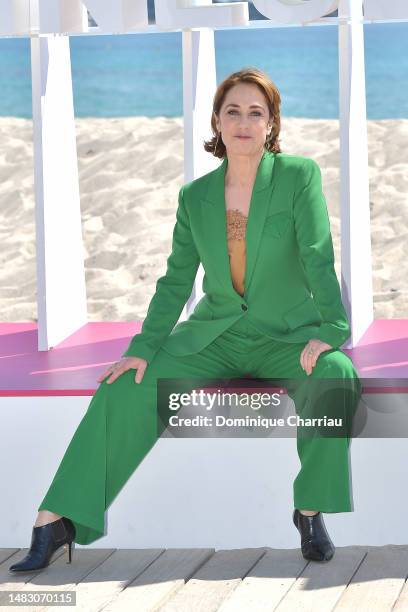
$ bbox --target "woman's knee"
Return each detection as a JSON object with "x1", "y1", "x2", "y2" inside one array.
[
  {"x1": 316, "y1": 349, "x2": 359, "y2": 379},
  {"x1": 314, "y1": 350, "x2": 362, "y2": 411}
]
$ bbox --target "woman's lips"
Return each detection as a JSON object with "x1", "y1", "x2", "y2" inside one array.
[{"x1": 236, "y1": 136, "x2": 251, "y2": 139}]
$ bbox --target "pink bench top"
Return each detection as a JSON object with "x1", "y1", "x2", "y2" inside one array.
[{"x1": 0, "y1": 320, "x2": 407, "y2": 396}]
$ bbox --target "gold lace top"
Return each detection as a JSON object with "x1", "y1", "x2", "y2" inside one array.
[{"x1": 226, "y1": 208, "x2": 247, "y2": 296}]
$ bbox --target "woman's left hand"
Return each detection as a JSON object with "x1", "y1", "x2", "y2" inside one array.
[{"x1": 300, "y1": 339, "x2": 333, "y2": 375}]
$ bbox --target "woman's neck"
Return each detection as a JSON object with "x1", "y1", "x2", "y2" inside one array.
[{"x1": 225, "y1": 149, "x2": 265, "y2": 189}]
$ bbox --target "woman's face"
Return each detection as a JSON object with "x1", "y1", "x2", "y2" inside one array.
[{"x1": 214, "y1": 82, "x2": 272, "y2": 157}]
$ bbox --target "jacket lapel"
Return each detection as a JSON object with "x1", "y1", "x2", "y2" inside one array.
[{"x1": 199, "y1": 150, "x2": 277, "y2": 298}]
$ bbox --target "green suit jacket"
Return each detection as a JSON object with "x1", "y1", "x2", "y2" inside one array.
[{"x1": 122, "y1": 150, "x2": 350, "y2": 364}]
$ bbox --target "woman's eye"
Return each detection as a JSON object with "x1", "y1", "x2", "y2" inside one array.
[{"x1": 227, "y1": 110, "x2": 262, "y2": 116}]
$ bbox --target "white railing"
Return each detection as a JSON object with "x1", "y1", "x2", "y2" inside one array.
[{"x1": 0, "y1": 0, "x2": 406, "y2": 350}]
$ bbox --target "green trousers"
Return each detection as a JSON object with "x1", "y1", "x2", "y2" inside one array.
[{"x1": 38, "y1": 316, "x2": 362, "y2": 545}]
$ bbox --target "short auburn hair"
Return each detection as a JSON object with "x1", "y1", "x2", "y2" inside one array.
[{"x1": 203, "y1": 66, "x2": 282, "y2": 159}]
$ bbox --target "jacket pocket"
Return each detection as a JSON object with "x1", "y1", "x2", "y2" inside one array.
[
  {"x1": 263, "y1": 211, "x2": 292, "y2": 238},
  {"x1": 283, "y1": 295, "x2": 322, "y2": 330}
]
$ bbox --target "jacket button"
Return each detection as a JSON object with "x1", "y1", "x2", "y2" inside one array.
[{"x1": 241, "y1": 304, "x2": 248, "y2": 311}]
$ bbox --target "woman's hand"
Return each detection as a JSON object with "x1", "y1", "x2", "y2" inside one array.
[
  {"x1": 300, "y1": 339, "x2": 332, "y2": 376},
  {"x1": 97, "y1": 356, "x2": 148, "y2": 385}
]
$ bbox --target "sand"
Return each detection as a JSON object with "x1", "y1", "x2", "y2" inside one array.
[{"x1": 0, "y1": 116, "x2": 406, "y2": 323}]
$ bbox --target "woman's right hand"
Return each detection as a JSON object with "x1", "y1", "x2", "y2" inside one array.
[{"x1": 97, "y1": 356, "x2": 148, "y2": 385}]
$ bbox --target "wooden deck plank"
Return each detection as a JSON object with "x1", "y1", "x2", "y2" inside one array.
[
  {"x1": 0, "y1": 550, "x2": 19, "y2": 566},
  {"x1": 392, "y1": 577, "x2": 408, "y2": 611},
  {"x1": 273, "y1": 546, "x2": 367, "y2": 612},
  {"x1": 39, "y1": 549, "x2": 165, "y2": 612},
  {"x1": 0, "y1": 547, "x2": 66, "y2": 589},
  {"x1": 215, "y1": 548, "x2": 308, "y2": 611},
  {"x1": 22, "y1": 549, "x2": 117, "y2": 612},
  {"x1": 101, "y1": 548, "x2": 214, "y2": 611},
  {"x1": 2, "y1": 545, "x2": 408, "y2": 612},
  {"x1": 333, "y1": 545, "x2": 408, "y2": 611},
  {"x1": 155, "y1": 547, "x2": 268, "y2": 612}
]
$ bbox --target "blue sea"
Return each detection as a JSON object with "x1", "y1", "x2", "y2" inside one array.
[{"x1": 0, "y1": 21, "x2": 407, "y2": 119}]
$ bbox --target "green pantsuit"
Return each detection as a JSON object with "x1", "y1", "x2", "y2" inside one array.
[
  {"x1": 38, "y1": 315, "x2": 361, "y2": 546},
  {"x1": 39, "y1": 150, "x2": 362, "y2": 545}
]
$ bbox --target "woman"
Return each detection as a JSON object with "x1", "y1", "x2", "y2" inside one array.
[{"x1": 10, "y1": 67, "x2": 362, "y2": 572}]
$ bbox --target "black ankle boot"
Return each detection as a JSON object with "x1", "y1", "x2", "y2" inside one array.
[
  {"x1": 9, "y1": 517, "x2": 76, "y2": 573},
  {"x1": 293, "y1": 509, "x2": 335, "y2": 562}
]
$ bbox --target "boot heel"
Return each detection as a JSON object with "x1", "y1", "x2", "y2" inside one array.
[{"x1": 65, "y1": 541, "x2": 74, "y2": 563}]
